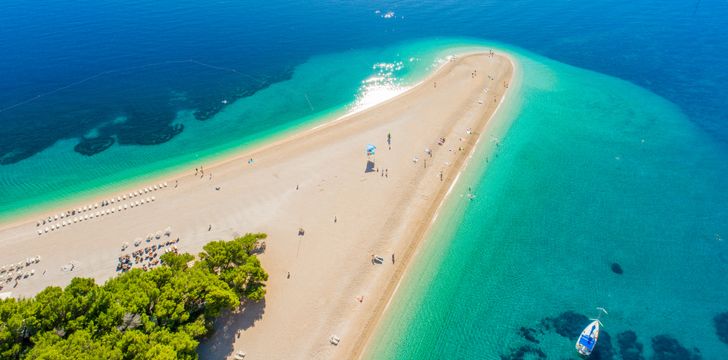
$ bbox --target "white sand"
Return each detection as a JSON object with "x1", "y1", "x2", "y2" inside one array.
[{"x1": 0, "y1": 52, "x2": 514, "y2": 360}]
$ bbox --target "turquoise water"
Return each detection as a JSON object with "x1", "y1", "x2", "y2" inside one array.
[
  {"x1": 366, "y1": 45, "x2": 728, "y2": 358},
  {"x1": 3, "y1": 33, "x2": 727, "y2": 357},
  {"x1": 3, "y1": 0, "x2": 727, "y2": 357},
  {"x1": 0, "y1": 41, "x2": 454, "y2": 220}
]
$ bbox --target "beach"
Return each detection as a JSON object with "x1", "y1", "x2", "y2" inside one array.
[{"x1": 0, "y1": 52, "x2": 513, "y2": 359}]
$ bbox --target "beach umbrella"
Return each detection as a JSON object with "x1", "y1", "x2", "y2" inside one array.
[{"x1": 366, "y1": 144, "x2": 376, "y2": 156}]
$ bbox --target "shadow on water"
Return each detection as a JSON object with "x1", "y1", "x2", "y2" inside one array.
[
  {"x1": 197, "y1": 299, "x2": 267, "y2": 359},
  {"x1": 502, "y1": 311, "x2": 710, "y2": 360}
]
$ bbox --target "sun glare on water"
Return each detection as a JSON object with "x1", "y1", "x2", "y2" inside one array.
[{"x1": 351, "y1": 61, "x2": 409, "y2": 114}]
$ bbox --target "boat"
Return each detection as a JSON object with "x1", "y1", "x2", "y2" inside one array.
[{"x1": 575, "y1": 307, "x2": 607, "y2": 356}]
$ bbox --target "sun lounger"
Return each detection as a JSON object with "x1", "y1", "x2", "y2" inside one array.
[{"x1": 329, "y1": 335, "x2": 341, "y2": 345}]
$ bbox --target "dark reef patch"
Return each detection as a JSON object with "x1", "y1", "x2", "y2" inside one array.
[
  {"x1": 74, "y1": 136, "x2": 115, "y2": 156},
  {"x1": 0, "y1": 62, "x2": 295, "y2": 164},
  {"x1": 500, "y1": 345, "x2": 547, "y2": 360},
  {"x1": 125, "y1": 123, "x2": 184, "y2": 146},
  {"x1": 505, "y1": 311, "x2": 706, "y2": 359},
  {"x1": 651, "y1": 334, "x2": 701, "y2": 360},
  {"x1": 617, "y1": 330, "x2": 644, "y2": 360},
  {"x1": 591, "y1": 330, "x2": 615, "y2": 360},
  {"x1": 611, "y1": 262, "x2": 624, "y2": 274},
  {"x1": 518, "y1": 326, "x2": 540, "y2": 344},
  {"x1": 541, "y1": 311, "x2": 589, "y2": 338},
  {"x1": 715, "y1": 312, "x2": 728, "y2": 345}
]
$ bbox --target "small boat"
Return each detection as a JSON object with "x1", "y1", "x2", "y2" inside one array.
[{"x1": 575, "y1": 307, "x2": 607, "y2": 356}]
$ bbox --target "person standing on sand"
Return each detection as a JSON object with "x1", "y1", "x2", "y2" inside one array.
[
  {"x1": 287, "y1": 272, "x2": 290, "y2": 279},
  {"x1": 208, "y1": 224, "x2": 212, "y2": 231},
  {"x1": 392, "y1": 253, "x2": 395, "y2": 264},
  {"x1": 334, "y1": 216, "x2": 337, "y2": 223}
]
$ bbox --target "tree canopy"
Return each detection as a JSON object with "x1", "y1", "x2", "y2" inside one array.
[{"x1": 0, "y1": 233, "x2": 268, "y2": 359}]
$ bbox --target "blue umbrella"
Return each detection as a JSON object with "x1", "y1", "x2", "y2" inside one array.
[{"x1": 366, "y1": 144, "x2": 376, "y2": 155}]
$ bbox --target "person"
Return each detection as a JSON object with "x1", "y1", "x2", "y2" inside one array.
[
  {"x1": 392, "y1": 253, "x2": 395, "y2": 264},
  {"x1": 440, "y1": 171, "x2": 443, "y2": 181},
  {"x1": 296, "y1": 184, "x2": 299, "y2": 190},
  {"x1": 208, "y1": 224, "x2": 212, "y2": 231},
  {"x1": 287, "y1": 272, "x2": 290, "y2": 279},
  {"x1": 334, "y1": 216, "x2": 337, "y2": 223}
]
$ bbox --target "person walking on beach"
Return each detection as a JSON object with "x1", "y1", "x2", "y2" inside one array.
[
  {"x1": 208, "y1": 224, "x2": 212, "y2": 231},
  {"x1": 287, "y1": 272, "x2": 290, "y2": 279},
  {"x1": 334, "y1": 216, "x2": 337, "y2": 223},
  {"x1": 392, "y1": 253, "x2": 395, "y2": 264},
  {"x1": 440, "y1": 171, "x2": 443, "y2": 181}
]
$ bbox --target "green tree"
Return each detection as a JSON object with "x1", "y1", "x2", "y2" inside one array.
[{"x1": 0, "y1": 233, "x2": 267, "y2": 359}]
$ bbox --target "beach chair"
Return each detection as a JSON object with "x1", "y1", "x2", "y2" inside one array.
[{"x1": 329, "y1": 335, "x2": 341, "y2": 345}]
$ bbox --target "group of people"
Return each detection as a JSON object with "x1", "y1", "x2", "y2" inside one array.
[{"x1": 117, "y1": 238, "x2": 180, "y2": 272}]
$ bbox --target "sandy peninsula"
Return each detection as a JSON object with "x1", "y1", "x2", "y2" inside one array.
[{"x1": 0, "y1": 51, "x2": 513, "y2": 359}]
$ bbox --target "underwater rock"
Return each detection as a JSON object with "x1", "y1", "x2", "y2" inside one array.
[
  {"x1": 591, "y1": 330, "x2": 615, "y2": 360},
  {"x1": 193, "y1": 103, "x2": 225, "y2": 121},
  {"x1": 541, "y1": 311, "x2": 589, "y2": 338},
  {"x1": 617, "y1": 330, "x2": 644, "y2": 360},
  {"x1": 132, "y1": 124, "x2": 184, "y2": 145},
  {"x1": 715, "y1": 312, "x2": 728, "y2": 345},
  {"x1": 0, "y1": 148, "x2": 35, "y2": 165},
  {"x1": 651, "y1": 334, "x2": 701, "y2": 360},
  {"x1": 74, "y1": 136, "x2": 115, "y2": 156},
  {"x1": 500, "y1": 345, "x2": 546, "y2": 360},
  {"x1": 611, "y1": 262, "x2": 624, "y2": 274},
  {"x1": 518, "y1": 326, "x2": 540, "y2": 344}
]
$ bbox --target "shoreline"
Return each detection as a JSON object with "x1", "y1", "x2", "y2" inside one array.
[
  {"x1": 350, "y1": 55, "x2": 517, "y2": 360},
  {"x1": 0, "y1": 55, "x2": 450, "y2": 232},
  {"x1": 0, "y1": 50, "x2": 515, "y2": 360}
]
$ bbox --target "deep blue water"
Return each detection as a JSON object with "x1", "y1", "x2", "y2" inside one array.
[
  {"x1": 2, "y1": 0, "x2": 728, "y2": 358},
  {"x1": 1, "y1": 0, "x2": 727, "y2": 164}
]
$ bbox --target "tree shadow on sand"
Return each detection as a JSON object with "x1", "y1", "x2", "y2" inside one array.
[{"x1": 197, "y1": 299, "x2": 267, "y2": 358}]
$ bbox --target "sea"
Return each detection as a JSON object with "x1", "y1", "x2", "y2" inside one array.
[{"x1": 1, "y1": 1, "x2": 727, "y2": 358}]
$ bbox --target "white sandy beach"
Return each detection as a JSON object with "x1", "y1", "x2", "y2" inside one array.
[{"x1": 0, "y1": 52, "x2": 513, "y2": 359}]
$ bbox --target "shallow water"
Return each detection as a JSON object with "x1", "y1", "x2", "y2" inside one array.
[
  {"x1": 1, "y1": 1, "x2": 727, "y2": 358},
  {"x1": 366, "y1": 47, "x2": 728, "y2": 359}
]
